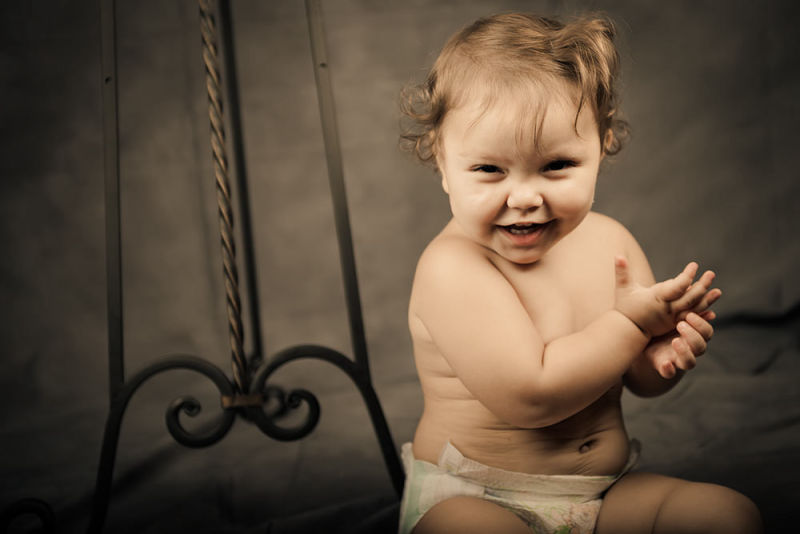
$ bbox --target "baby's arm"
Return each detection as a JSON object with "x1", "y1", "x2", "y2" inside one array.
[{"x1": 412, "y1": 237, "x2": 697, "y2": 428}]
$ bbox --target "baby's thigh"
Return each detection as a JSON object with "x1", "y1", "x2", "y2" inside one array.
[
  {"x1": 596, "y1": 471, "x2": 763, "y2": 534},
  {"x1": 412, "y1": 496, "x2": 530, "y2": 534}
]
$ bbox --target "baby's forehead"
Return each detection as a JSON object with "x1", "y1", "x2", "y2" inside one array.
[
  {"x1": 445, "y1": 86, "x2": 588, "y2": 142},
  {"x1": 437, "y1": 85, "x2": 602, "y2": 164}
]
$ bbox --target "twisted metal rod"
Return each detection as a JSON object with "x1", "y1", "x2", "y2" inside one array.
[
  {"x1": 198, "y1": 0, "x2": 247, "y2": 393},
  {"x1": 217, "y1": 0, "x2": 265, "y2": 372}
]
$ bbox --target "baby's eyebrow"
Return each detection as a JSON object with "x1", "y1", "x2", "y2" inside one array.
[
  {"x1": 539, "y1": 132, "x2": 589, "y2": 151},
  {"x1": 458, "y1": 149, "x2": 514, "y2": 162},
  {"x1": 538, "y1": 142, "x2": 585, "y2": 158}
]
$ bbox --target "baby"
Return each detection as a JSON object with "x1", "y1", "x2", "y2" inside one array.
[{"x1": 398, "y1": 13, "x2": 762, "y2": 534}]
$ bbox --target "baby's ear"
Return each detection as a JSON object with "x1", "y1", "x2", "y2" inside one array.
[
  {"x1": 601, "y1": 128, "x2": 615, "y2": 156},
  {"x1": 440, "y1": 171, "x2": 450, "y2": 194},
  {"x1": 432, "y1": 142, "x2": 449, "y2": 193}
]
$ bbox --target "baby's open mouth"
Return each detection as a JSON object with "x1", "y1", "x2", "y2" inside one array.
[{"x1": 502, "y1": 222, "x2": 548, "y2": 235}]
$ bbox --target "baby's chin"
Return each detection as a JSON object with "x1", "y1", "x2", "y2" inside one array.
[
  {"x1": 506, "y1": 254, "x2": 547, "y2": 266},
  {"x1": 495, "y1": 245, "x2": 552, "y2": 266}
]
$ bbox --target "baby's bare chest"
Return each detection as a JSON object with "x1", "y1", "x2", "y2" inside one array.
[{"x1": 498, "y1": 254, "x2": 616, "y2": 343}]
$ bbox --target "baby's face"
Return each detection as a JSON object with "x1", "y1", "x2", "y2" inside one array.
[{"x1": 436, "y1": 93, "x2": 602, "y2": 265}]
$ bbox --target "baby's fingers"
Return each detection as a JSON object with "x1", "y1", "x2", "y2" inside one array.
[
  {"x1": 676, "y1": 318, "x2": 708, "y2": 357},
  {"x1": 685, "y1": 312, "x2": 714, "y2": 341},
  {"x1": 693, "y1": 287, "x2": 722, "y2": 314},
  {"x1": 614, "y1": 256, "x2": 631, "y2": 288},
  {"x1": 671, "y1": 270, "x2": 716, "y2": 312},
  {"x1": 655, "y1": 358, "x2": 677, "y2": 379},
  {"x1": 699, "y1": 310, "x2": 716, "y2": 321},
  {"x1": 671, "y1": 337, "x2": 698, "y2": 372},
  {"x1": 656, "y1": 262, "x2": 698, "y2": 301}
]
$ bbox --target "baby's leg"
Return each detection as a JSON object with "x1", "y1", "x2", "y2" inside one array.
[
  {"x1": 412, "y1": 496, "x2": 530, "y2": 534},
  {"x1": 596, "y1": 471, "x2": 763, "y2": 534}
]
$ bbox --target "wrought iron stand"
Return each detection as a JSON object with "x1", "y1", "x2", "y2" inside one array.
[{"x1": 1, "y1": 0, "x2": 403, "y2": 531}]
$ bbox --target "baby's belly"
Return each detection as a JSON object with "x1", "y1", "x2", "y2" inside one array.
[{"x1": 413, "y1": 389, "x2": 630, "y2": 476}]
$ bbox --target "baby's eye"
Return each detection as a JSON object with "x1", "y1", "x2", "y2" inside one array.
[
  {"x1": 543, "y1": 160, "x2": 575, "y2": 172},
  {"x1": 472, "y1": 164, "x2": 502, "y2": 174}
]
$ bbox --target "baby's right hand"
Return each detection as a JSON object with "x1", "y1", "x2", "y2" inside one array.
[
  {"x1": 614, "y1": 256, "x2": 716, "y2": 338},
  {"x1": 645, "y1": 310, "x2": 717, "y2": 378}
]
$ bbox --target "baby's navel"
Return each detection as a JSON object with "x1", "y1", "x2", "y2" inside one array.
[{"x1": 578, "y1": 439, "x2": 597, "y2": 454}]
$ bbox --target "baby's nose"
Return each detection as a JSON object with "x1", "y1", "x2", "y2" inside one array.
[{"x1": 507, "y1": 183, "x2": 544, "y2": 210}]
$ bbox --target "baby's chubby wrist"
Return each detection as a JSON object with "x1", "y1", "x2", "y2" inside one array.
[{"x1": 611, "y1": 309, "x2": 652, "y2": 342}]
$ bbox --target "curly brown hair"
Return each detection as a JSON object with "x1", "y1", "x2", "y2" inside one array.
[{"x1": 400, "y1": 13, "x2": 629, "y2": 168}]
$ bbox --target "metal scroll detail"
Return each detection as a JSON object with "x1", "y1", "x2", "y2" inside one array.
[
  {"x1": 247, "y1": 344, "x2": 404, "y2": 496},
  {"x1": 0, "y1": 499, "x2": 55, "y2": 534},
  {"x1": 86, "y1": 357, "x2": 237, "y2": 533},
  {"x1": 1, "y1": 0, "x2": 403, "y2": 532}
]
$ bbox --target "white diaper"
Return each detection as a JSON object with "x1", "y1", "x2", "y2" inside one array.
[{"x1": 398, "y1": 440, "x2": 640, "y2": 534}]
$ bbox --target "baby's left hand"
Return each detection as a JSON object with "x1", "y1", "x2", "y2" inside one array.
[{"x1": 644, "y1": 310, "x2": 716, "y2": 379}]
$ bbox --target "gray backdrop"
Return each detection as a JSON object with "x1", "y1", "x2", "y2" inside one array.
[{"x1": 1, "y1": 1, "x2": 798, "y2": 532}]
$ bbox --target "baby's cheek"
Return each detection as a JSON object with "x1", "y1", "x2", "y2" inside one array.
[
  {"x1": 465, "y1": 190, "x2": 504, "y2": 218},
  {"x1": 557, "y1": 183, "x2": 595, "y2": 213}
]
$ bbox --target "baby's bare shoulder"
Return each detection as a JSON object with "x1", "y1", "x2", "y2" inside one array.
[
  {"x1": 583, "y1": 211, "x2": 630, "y2": 234},
  {"x1": 579, "y1": 212, "x2": 638, "y2": 247},
  {"x1": 416, "y1": 228, "x2": 493, "y2": 276},
  {"x1": 411, "y1": 228, "x2": 508, "y2": 313}
]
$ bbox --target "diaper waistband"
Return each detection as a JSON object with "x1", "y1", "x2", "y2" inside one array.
[{"x1": 435, "y1": 439, "x2": 640, "y2": 497}]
